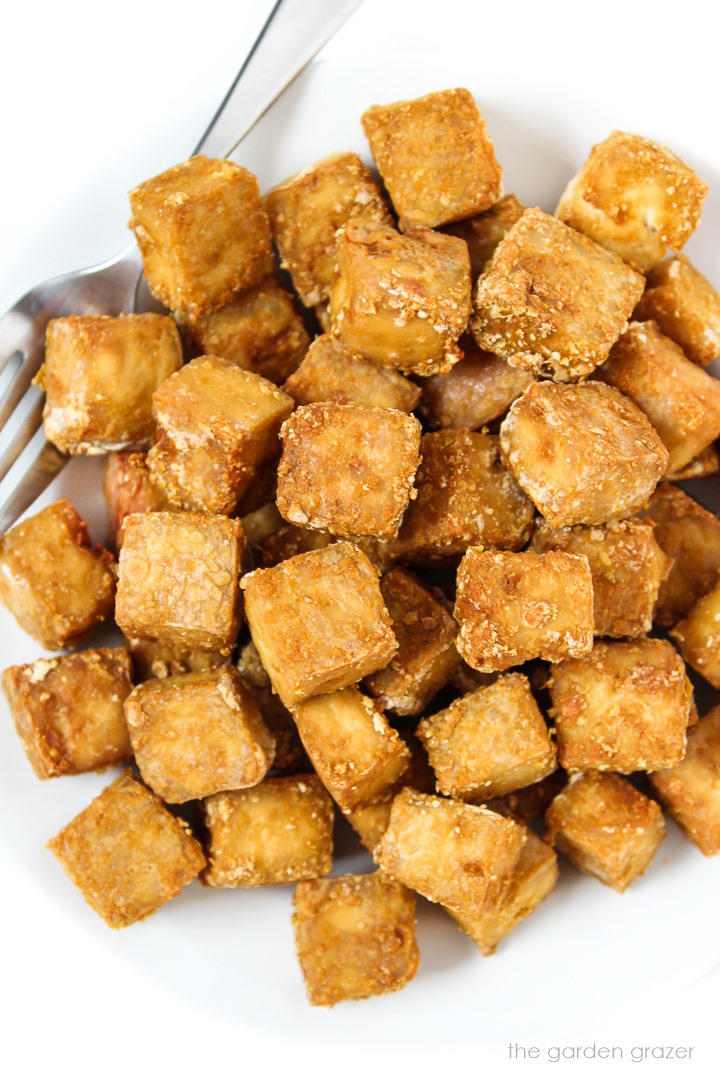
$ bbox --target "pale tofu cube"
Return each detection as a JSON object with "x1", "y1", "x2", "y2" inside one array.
[
  {"x1": 556, "y1": 131, "x2": 708, "y2": 272},
  {"x1": 127, "y1": 638, "x2": 230, "y2": 682},
  {"x1": 635, "y1": 255, "x2": 720, "y2": 367},
  {"x1": 665, "y1": 442, "x2": 719, "y2": 480},
  {"x1": 473, "y1": 208, "x2": 644, "y2": 381},
  {"x1": 455, "y1": 548, "x2": 594, "y2": 673},
  {"x1": 671, "y1": 581, "x2": 720, "y2": 688},
  {"x1": 421, "y1": 338, "x2": 534, "y2": 430},
  {"x1": 551, "y1": 639, "x2": 691, "y2": 772},
  {"x1": 128, "y1": 155, "x2": 273, "y2": 315},
  {"x1": 649, "y1": 705, "x2": 720, "y2": 855},
  {"x1": 329, "y1": 220, "x2": 472, "y2": 377},
  {"x1": 500, "y1": 381, "x2": 669, "y2": 526},
  {"x1": 442, "y1": 194, "x2": 525, "y2": 278},
  {"x1": 240, "y1": 501, "x2": 285, "y2": 548},
  {"x1": 361, "y1": 88, "x2": 502, "y2": 231},
  {"x1": 103, "y1": 452, "x2": 170, "y2": 549}
]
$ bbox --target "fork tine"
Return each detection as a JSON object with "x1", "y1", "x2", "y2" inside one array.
[
  {"x1": 0, "y1": 439, "x2": 67, "y2": 536},
  {"x1": 0, "y1": 394, "x2": 45, "y2": 485},
  {"x1": 0, "y1": 354, "x2": 41, "y2": 431}
]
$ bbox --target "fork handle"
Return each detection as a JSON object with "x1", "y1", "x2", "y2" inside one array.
[{"x1": 194, "y1": 0, "x2": 364, "y2": 160}]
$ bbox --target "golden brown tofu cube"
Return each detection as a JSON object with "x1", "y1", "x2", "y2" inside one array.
[
  {"x1": 293, "y1": 871, "x2": 419, "y2": 1006},
  {"x1": 649, "y1": 705, "x2": 720, "y2": 855},
  {"x1": 125, "y1": 668, "x2": 275, "y2": 803},
  {"x1": 551, "y1": 640, "x2": 691, "y2": 772},
  {"x1": 665, "y1": 442, "x2": 720, "y2": 481},
  {"x1": 597, "y1": 321, "x2": 720, "y2": 473},
  {"x1": 363, "y1": 568, "x2": 460, "y2": 716},
  {"x1": 0, "y1": 499, "x2": 115, "y2": 650},
  {"x1": 115, "y1": 511, "x2": 244, "y2": 653},
  {"x1": 635, "y1": 255, "x2": 720, "y2": 368},
  {"x1": 254, "y1": 523, "x2": 334, "y2": 570},
  {"x1": 545, "y1": 773, "x2": 666, "y2": 892},
  {"x1": 264, "y1": 151, "x2": 392, "y2": 307},
  {"x1": 103, "y1": 452, "x2": 170, "y2": 549},
  {"x1": 345, "y1": 735, "x2": 436, "y2": 853},
  {"x1": 392, "y1": 430, "x2": 534, "y2": 565},
  {"x1": 555, "y1": 131, "x2": 708, "y2": 273},
  {"x1": 417, "y1": 673, "x2": 556, "y2": 800},
  {"x1": 329, "y1": 220, "x2": 472, "y2": 377},
  {"x1": 455, "y1": 548, "x2": 594, "y2": 673},
  {"x1": 500, "y1": 381, "x2": 669, "y2": 526},
  {"x1": 202, "y1": 774, "x2": 333, "y2": 887},
  {"x1": 47, "y1": 770, "x2": 205, "y2": 928},
  {"x1": 530, "y1": 519, "x2": 667, "y2": 639},
  {"x1": 292, "y1": 687, "x2": 411, "y2": 812},
  {"x1": 451, "y1": 831, "x2": 558, "y2": 955},
  {"x1": 283, "y1": 333, "x2": 420, "y2": 413},
  {"x1": 148, "y1": 356, "x2": 293, "y2": 516},
  {"x1": 377, "y1": 788, "x2": 526, "y2": 915},
  {"x1": 127, "y1": 637, "x2": 229, "y2": 681},
  {"x1": 240, "y1": 501, "x2": 284, "y2": 549},
  {"x1": 361, "y1": 88, "x2": 502, "y2": 231},
  {"x1": 671, "y1": 581, "x2": 720, "y2": 688},
  {"x1": 473, "y1": 208, "x2": 644, "y2": 382},
  {"x1": 128, "y1": 155, "x2": 273, "y2": 315},
  {"x1": 235, "y1": 639, "x2": 307, "y2": 771},
  {"x1": 38, "y1": 314, "x2": 182, "y2": 454},
  {"x1": 182, "y1": 276, "x2": 310, "y2": 385},
  {"x1": 276, "y1": 403, "x2": 421, "y2": 540},
  {"x1": 421, "y1": 338, "x2": 534, "y2": 430},
  {"x1": 642, "y1": 483, "x2": 720, "y2": 626},
  {"x1": 241, "y1": 541, "x2": 397, "y2": 708},
  {"x1": 442, "y1": 194, "x2": 525, "y2": 278},
  {"x1": 1, "y1": 648, "x2": 132, "y2": 780}
]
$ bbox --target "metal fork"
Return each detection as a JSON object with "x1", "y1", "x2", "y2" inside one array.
[{"x1": 0, "y1": 0, "x2": 363, "y2": 535}]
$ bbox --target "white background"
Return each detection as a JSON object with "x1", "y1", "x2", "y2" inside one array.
[{"x1": 1, "y1": 1, "x2": 720, "y2": 1077}]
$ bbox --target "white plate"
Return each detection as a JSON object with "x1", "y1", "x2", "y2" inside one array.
[{"x1": 1, "y1": 0, "x2": 720, "y2": 1067}]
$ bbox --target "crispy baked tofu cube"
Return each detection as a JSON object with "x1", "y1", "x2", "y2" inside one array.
[
  {"x1": 241, "y1": 542, "x2": 397, "y2": 708},
  {"x1": 635, "y1": 255, "x2": 720, "y2": 368},
  {"x1": 361, "y1": 88, "x2": 502, "y2": 231},
  {"x1": 1, "y1": 648, "x2": 132, "y2": 780},
  {"x1": 417, "y1": 673, "x2": 556, "y2": 800},
  {"x1": 182, "y1": 276, "x2": 310, "y2": 384},
  {"x1": 292, "y1": 687, "x2": 410, "y2": 812},
  {"x1": 377, "y1": 788, "x2": 526, "y2": 915},
  {"x1": 643, "y1": 483, "x2": 720, "y2": 626},
  {"x1": 489, "y1": 769, "x2": 567, "y2": 824},
  {"x1": 455, "y1": 548, "x2": 594, "y2": 673},
  {"x1": 235, "y1": 639, "x2": 306, "y2": 771},
  {"x1": 451, "y1": 831, "x2": 558, "y2": 955},
  {"x1": 473, "y1": 208, "x2": 644, "y2": 381},
  {"x1": 103, "y1": 452, "x2": 170, "y2": 549},
  {"x1": 442, "y1": 194, "x2": 525, "y2": 278},
  {"x1": 254, "y1": 524, "x2": 334, "y2": 570},
  {"x1": 202, "y1": 774, "x2": 333, "y2": 887},
  {"x1": 666, "y1": 442, "x2": 719, "y2": 481},
  {"x1": 345, "y1": 736, "x2": 435, "y2": 853},
  {"x1": 38, "y1": 314, "x2": 182, "y2": 454},
  {"x1": 127, "y1": 637, "x2": 229, "y2": 681},
  {"x1": 264, "y1": 151, "x2": 392, "y2": 307},
  {"x1": 329, "y1": 220, "x2": 472, "y2": 377},
  {"x1": 283, "y1": 333, "x2": 420, "y2": 413},
  {"x1": 276, "y1": 403, "x2": 421, "y2": 540},
  {"x1": 649, "y1": 705, "x2": 720, "y2": 855},
  {"x1": 0, "y1": 500, "x2": 115, "y2": 650},
  {"x1": 148, "y1": 356, "x2": 293, "y2": 515},
  {"x1": 530, "y1": 519, "x2": 667, "y2": 639},
  {"x1": 363, "y1": 568, "x2": 460, "y2": 715},
  {"x1": 115, "y1": 511, "x2": 244, "y2": 652},
  {"x1": 421, "y1": 338, "x2": 534, "y2": 430},
  {"x1": 551, "y1": 640, "x2": 691, "y2": 772},
  {"x1": 671, "y1": 581, "x2": 720, "y2": 688},
  {"x1": 555, "y1": 131, "x2": 708, "y2": 273},
  {"x1": 125, "y1": 668, "x2": 275, "y2": 803},
  {"x1": 293, "y1": 871, "x2": 419, "y2": 1006},
  {"x1": 500, "y1": 381, "x2": 669, "y2": 526},
  {"x1": 128, "y1": 155, "x2": 273, "y2": 315},
  {"x1": 546, "y1": 773, "x2": 666, "y2": 892},
  {"x1": 597, "y1": 321, "x2": 720, "y2": 473},
  {"x1": 393, "y1": 430, "x2": 534, "y2": 565},
  {"x1": 47, "y1": 770, "x2": 205, "y2": 928}
]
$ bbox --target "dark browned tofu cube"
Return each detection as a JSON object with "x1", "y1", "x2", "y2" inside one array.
[
  {"x1": 127, "y1": 637, "x2": 229, "y2": 682},
  {"x1": 473, "y1": 208, "x2": 644, "y2": 381},
  {"x1": 361, "y1": 88, "x2": 502, "y2": 231},
  {"x1": 254, "y1": 523, "x2": 334, "y2": 570},
  {"x1": 545, "y1": 773, "x2": 666, "y2": 892},
  {"x1": 489, "y1": 769, "x2": 567, "y2": 825},
  {"x1": 292, "y1": 871, "x2": 419, "y2": 1006},
  {"x1": 442, "y1": 194, "x2": 525, "y2": 278},
  {"x1": 455, "y1": 548, "x2": 594, "y2": 672},
  {"x1": 635, "y1": 255, "x2": 720, "y2": 368},
  {"x1": 551, "y1": 640, "x2": 691, "y2": 772},
  {"x1": 264, "y1": 151, "x2": 392, "y2": 307},
  {"x1": 115, "y1": 512, "x2": 244, "y2": 653},
  {"x1": 1, "y1": 648, "x2": 132, "y2": 779},
  {"x1": 48, "y1": 770, "x2": 205, "y2": 928},
  {"x1": 202, "y1": 774, "x2": 333, "y2": 887},
  {"x1": 276, "y1": 403, "x2": 421, "y2": 540},
  {"x1": 241, "y1": 542, "x2": 397, "y2": 708},
  {"x1": 649, "y1": 705, "x2": 720, "y2": 855},
  {"x1": 671, "y1": 581, "x2": 720, "y2": 688},
  {"x1": 38, "y1": 314, "x2": 182, "y2": 454},
  {"x1": 128, "y1": 155, "x2": 273, "y2": 315},
  {"x1": 421, "y1": 338, "x2": 534, "y2": 430},
  {"x1": 500, "y1": 381, "x2": 669, "y2": 526},
  {"x1": 0, "y1": 500, "x2": 115, "y2": 650},
  {"x1": 103, "y1": 452, "x2": 170, "y2": 549}
]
